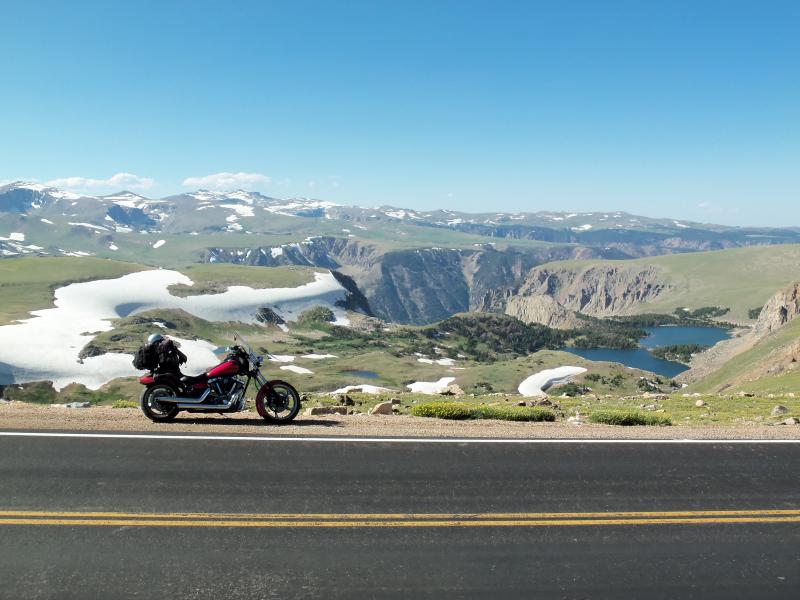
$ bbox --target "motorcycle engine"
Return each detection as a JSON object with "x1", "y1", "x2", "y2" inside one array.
[{"x1": 208, "y1": 376, "x2": 245, "y2": 401}]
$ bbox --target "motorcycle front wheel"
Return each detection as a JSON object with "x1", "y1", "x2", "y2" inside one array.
[
  {"x1": 140, "y1": 384, "x2": 180, "y2": 422},
  {"x1": 255, "y1": 380, "x2": 301, "y2": 424}
]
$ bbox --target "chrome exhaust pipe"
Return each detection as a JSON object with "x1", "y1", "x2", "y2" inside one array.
[
  {"x1": 176, "y1": 391, "x2": 244, "y2": 411},
  {"x1": 156, "y1": 389, "x2": 211, "y2": 404}
]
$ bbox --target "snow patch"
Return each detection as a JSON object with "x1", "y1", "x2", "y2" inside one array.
[
  {"x1": 407, "y1": 377, "x2": 456, "y2": 394},
  {"x1": 331, "y1": 384, "x2": 391, "y2": 395},
  {"x1": 518, "y1": 367, "x2": 587, "y2": 397},
  {"x1": 417, "y1": 357, "x2": 456, "y2": 366},
  {"x1": 0, "y1": 269, "x2": 350, "y2": 390},
  {"x1": 280, "y1": 365, "x2": 313, "y2": 375},
  {"x1": 152, "y1": 240, "x2": 166, "y2": 249}
]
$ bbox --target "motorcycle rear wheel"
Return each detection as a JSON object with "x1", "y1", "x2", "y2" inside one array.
[
  {"x1": 256, "y1": 380, "x2": 301, "y2": 424},
  {"x1": 141, "y1": 384, "x2": 180, "y2": 422}
]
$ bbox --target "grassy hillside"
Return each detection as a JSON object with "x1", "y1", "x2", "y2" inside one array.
[
  {"x1": 690, "y1": 318, "x2": 800, "y2": 394},
  {"x1": 539, "y1": 244, "x2": 800, "y2": 322}
]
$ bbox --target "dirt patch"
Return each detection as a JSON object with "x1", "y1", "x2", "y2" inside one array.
[{"x1": 2, "y1": 402, "x2": 799, "y2": 439}]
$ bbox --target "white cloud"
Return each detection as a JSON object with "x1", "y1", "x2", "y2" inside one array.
[
  {"x1": 697, "y1": 201, "x2": 711, "y2": 209},
  {"x1": 182, "y1": 172, "x2": 271, "y2": 189},
  {"x1": 47, "y1": 172, "x2": 154, "y2": 190}
]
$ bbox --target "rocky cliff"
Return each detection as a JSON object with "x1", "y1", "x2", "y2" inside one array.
[
  {"x1": 202, "y1": 237, "x2": 615, "y2": 324},
  {"x1": 753, "y1": 281, "x2": 800, "y2": 337},
  {"x1": 484, "y1": 263, "x2": 671, "y2": 325}
]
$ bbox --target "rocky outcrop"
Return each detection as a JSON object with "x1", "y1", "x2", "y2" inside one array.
[
  {"x1": 504, "y1": 295, "x2": 581, "y2": 329},
  {"x1": 678, "y1": 282, "x2": 800, "y2": 388},
  {"x1": 753, "y1": 282, "x2": 800, "y2": 337},
  {"x1": 493, "y1": 263, "x2": 671, "y2": 318}
]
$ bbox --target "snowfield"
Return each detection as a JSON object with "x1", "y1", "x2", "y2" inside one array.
[
  {"x1": 331, "y1": 384, "x2": 392, "y2": 395},
  {"x1": 0, "y1": 269, "x2": 350, "y2": 390},
  {"x1": 407, "y1": 377, "x2": 456, "y2": 394},
  {"x1": 518, "y1": 367, "x2": 587, "y2": 397}
]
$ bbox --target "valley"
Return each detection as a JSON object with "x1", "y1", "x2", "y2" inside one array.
[{"x1": 2, "y1": 181, "x2": 800, "y2": 418}]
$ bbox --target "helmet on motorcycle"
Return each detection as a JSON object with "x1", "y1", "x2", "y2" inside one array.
[{"x1": 147, "y1": 333, "x2": 165, "y2": 346}]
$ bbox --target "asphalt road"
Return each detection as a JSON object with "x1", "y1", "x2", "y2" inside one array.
[{"x1": 1, "y1": 431, "x2": 799, "y2": 599}]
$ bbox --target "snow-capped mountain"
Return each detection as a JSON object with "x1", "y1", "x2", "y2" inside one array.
[{"x1": 2, "y1": 179, "x2": 800, "y2": 261}]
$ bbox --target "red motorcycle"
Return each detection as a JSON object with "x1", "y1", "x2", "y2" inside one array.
[{"x1": 138, "y1": 335, "x2": 301, "y2": 423}]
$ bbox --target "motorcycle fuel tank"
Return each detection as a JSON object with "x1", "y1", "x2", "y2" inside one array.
[{"x1": 207, "y1": 360, "x2": 240, "y2": 377}]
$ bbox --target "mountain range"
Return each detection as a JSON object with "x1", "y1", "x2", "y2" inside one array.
[{"x1": 2, "y1": 180, "x2": 800, "y2": 325}]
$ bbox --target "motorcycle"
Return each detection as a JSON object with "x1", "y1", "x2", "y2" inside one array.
[{"x1": 137, "y1": 334, "x2": 301, "y2": 423}]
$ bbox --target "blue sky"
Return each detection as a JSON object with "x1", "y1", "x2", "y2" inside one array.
[{"x1": 1, "y1": 0, "x2": 798, "y2": 226}]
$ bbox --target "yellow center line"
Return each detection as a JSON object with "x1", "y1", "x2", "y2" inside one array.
[
  {"x1": 1, "y1": 509, "x2": 800, "y2": 520},
  {"x1": 0, "y1": 516, "x2": 800, "y2": 528},
  {"x1": 1, "y1": 509, "x2": 800, "y2": 527}
]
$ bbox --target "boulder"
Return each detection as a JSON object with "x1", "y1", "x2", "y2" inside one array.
[
  {"x1": 782, "y1": 417, "x2": 799, "y2": 425},
  {"x1": 304, "y1": 406, "x2": 347, "y2": 416},
  {"x1": 771, "y1": 405, "x2": 789, "y2": 416},
  {"x1": 440, "y1": 384, "x2": 465, "y2": 397},
  {"x1": 695, "y1": 400, "x2": 706, "y2": 407},
  {"x1": 530, "y1": 398, "x2": 553, "y2": 407},
  {"x1": 369, "y1": 401, "x2": 394, "y2": 416},
  {"x1": 255, "y1": 307, "x2": 286, "y2": 326},
  {"x1": 335, "y1": 394, "x2": 355, "y2": 406}
]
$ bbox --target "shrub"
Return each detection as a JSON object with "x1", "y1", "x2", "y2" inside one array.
[
  {"x1": 411, "y1": 402, "x2": 556, "y2": 422},
  {"x1": 411, "y1": 402, "x2": 474, "y2": 420},
  {"x1": 475, "y1": 406, "x2": 555, "y2": 422},
  {"x1": 297, "y1": 306, "x2": 336, "y2": 325},
  {"x1": 112, "y1": 399, "x2": 139, "y2": 409},
  {"x1": 589, "y1": 410, "x2": 671, "y2": 426},
  {"x1": 547, "y1": 382, "x2": 587, "y2": 397}
]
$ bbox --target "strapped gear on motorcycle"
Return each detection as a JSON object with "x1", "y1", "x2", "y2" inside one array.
[{"x1": 132, "y1": 334, "x2": 187, "y2": 372}]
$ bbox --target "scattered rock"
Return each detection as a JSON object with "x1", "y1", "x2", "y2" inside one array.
[
  {"x1": 529, "y1": 398, "x2": 553, "y2": 407},
  {"x1": 737, "y1": 391, "x2": 755, "y2": 397},
  {"x1": 369, "y1": 401, "x2": 394, "y2": 416},
  {"x1": 304, "y1": 406, "x2": 347, "y2": 416},
  {"x1": 567, "y1": 416, "x2": 584, "y2": 426},
  {"x1": 516, "y1": 400, "x2": 526, "y2": 406},
  {"x1": 643, "y1": 393, "x2": 669, "y2": 400},
  {"x1": 390, "y1": 398, "x2": 401, "y2": 405},
  {"x1": 255, "y1": 306, "x2": 285, "y2": 325},
  {"x1": 50, "y1": 402, "x2": 91, "y2": 409},
  {"x1": 695, "y1": 399, "x2": 706, "y2": 407},
  {"x1": 440, "y1": 384, "x2": 465, "y2": 397},
  {"x1": 781, "y1": 417, "x2": 799, "y2": 426},
  {"x1": 771, "y1": 405, "x2": 789, "y2": 416}
]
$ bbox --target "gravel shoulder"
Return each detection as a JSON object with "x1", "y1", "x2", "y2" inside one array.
[{"x1": 2, "y1": 403, "x2": 800, "y2": 439}]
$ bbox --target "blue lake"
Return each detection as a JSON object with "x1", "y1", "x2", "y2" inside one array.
[
  {"x1": 341, "y1": 369, "x2": 380, "y2": 379},
  {"x1": 566, "y1": 326, "x2": 731, "y2": 378}
]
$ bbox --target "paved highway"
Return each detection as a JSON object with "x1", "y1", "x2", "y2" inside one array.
[{"x1": 1, "y1": 431, "x2": 799, "y2": 599}]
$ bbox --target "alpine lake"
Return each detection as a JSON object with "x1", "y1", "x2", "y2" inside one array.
[{"x1": 566, "y1": 326, "x2": 731, "y2": 379}]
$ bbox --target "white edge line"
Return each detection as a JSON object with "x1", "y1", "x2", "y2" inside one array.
[{"x1": 1, "y1": 432, "x2": 800, "y2": 444}]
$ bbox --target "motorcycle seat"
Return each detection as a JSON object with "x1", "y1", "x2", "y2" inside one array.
[{"x1": 180, "y1": 373, "x2": 209, "y2": 385}]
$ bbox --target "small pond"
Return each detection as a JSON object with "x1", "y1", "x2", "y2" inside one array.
[{"x1": 340, "y1": 369, "x2": 380, "y2": 379}]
